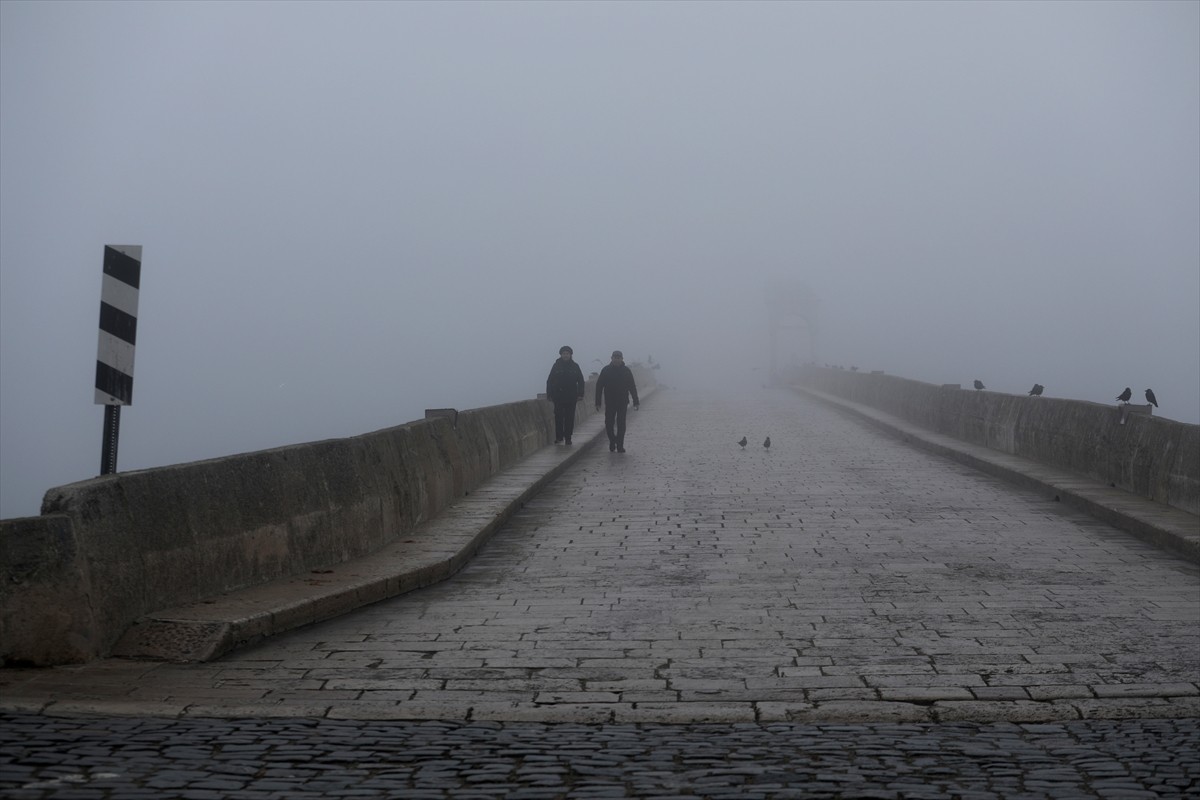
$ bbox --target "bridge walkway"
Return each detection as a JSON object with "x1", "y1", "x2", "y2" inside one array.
[{"x1": 1, "y1": 386, "x2": 1197, "y2": 725}]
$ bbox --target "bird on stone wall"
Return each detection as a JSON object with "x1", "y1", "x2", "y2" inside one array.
[
  {"x1": 1117, "y1": 387, "x2": 1132, "y2": 403},
  {"x1": 1145, "y1": 389, "x2": 1158, "y2": 407},
  {"x1": 763, "y1": 436, "x2": 771, "y2": 449},
  {"x1": 973, "y1": 380, "x2": 985, "y2": 391},
  {"x1": 1028, "y1": 383, "x2": 1044, "y2": 396},
  {"x1": 738, "y1": 436, "x2": 747, "y2": 449}
]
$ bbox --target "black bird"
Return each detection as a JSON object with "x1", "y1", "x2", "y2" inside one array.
[
  {"x1": 1117, "y1": 387, "x2": 1132, "y2": 403},
  {"x1": 1145, "y1": 389, "x2": 1158, "y2": 407},
  {"x1": 1028, "y1": 383, "x2": 1044, "y2": 396},
  {"x1": 973, "y1": 380, "x2": 985, "y2": 391},
  {"x1": 763, "y1": 436, "x2": 771, "y2": 449},
  {"x1": 738, "y1": 437, "x2": 747, "y2": 449}
]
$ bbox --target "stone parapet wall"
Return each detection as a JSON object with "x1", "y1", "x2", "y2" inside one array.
[
  {"x1": 0, "y1": 515, "x2": 96, "y2": 666},
  {"x1": 1, "y1": 368, "x2": 653, "y2": 666},
  {"x1": 796, "y1": 366, "x2": 1199, "y2": 517}
]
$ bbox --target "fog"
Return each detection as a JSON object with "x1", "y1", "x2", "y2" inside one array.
[{"x1": 2, "y1": 1, "x2": 1197, "y2": 519}]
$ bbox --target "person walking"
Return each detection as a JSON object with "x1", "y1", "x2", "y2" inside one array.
[
  {"x1": 546, "y1": 345, "x2": 585, "y2": 444},
  {"x1": 595, "y1": 350, "x2": 639, "y2": 453}
]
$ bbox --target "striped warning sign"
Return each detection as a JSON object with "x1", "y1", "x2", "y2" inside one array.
[{"x1": 94, "y1": 245, "x2": 142, "y2": 405}]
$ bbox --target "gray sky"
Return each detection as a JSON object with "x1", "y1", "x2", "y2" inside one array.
[{"x1": 2, "y1": 0, "x2": 1197, "y2": 519}]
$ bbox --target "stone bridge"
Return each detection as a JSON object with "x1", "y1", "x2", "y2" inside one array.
[
  {"x1": 1, "y1": 368, "x2": 1198, "y2": 796},
  {"x1": 1, "y1": 366, "x2": 1196, "y2": 723}
]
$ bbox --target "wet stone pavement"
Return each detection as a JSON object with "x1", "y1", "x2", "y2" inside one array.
[{"x1": 2, "y1": 387, "x2": 1197, "y2": 797}]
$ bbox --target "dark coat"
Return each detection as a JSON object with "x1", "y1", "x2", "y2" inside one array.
[
  {"x1": 546, "y1": 358, "x2": 585, "y2": 401},
  {"x1": 595, "y1": 363, "x2": 639, "y2": 407}
]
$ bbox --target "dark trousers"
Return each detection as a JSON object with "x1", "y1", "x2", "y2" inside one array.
[
  {"x1": 553, "y1": 398, "x2": 578, "y2": 441},
  {"x1": 604, "y1": 403, "x2": 628, "y2": 448}
]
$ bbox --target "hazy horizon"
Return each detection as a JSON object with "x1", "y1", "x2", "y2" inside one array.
[{"x1": 2, "y1": 0, "x2": 1197, "y2": 519}]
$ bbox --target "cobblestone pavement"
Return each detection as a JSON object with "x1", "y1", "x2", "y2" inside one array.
[
  {"x1": 2, "y1": 712, "x2": 1198, "y2": 799},
  {"x1": 2, "y1": 388, "x2": 1197, "y2": 796}
]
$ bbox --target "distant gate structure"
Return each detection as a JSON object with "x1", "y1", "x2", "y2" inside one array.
[{"x1": 766, "y1": 279, "x2": 819, "y2": 381}]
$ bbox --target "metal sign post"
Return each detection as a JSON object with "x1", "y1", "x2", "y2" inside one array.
[
  {"x1": 95, "y1": 245, "x2": 142, "y2": 475},
  {"x1": 101, "y1": 404, "x2": 121, "y2": 475}
]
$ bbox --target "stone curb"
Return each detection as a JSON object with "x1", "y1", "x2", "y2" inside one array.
[
  {"x1": 111, "y1": 389, "x2": 658, "y2": 663},
  {"x1": 793, "y1": 385, "x2": 1200, "y2": 564}
]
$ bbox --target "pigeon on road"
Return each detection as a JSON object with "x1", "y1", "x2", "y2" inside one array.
[
  {"x1": 973, "y1": 380, "x2": 985, "y2": 391},
  {"x1": 763, "y1": 436, "x2": 771, "y2": 449},
  {"x1": 1145, "y1": 389, "x2": 1158, "y2": 407},
  {"x1": 1117, "y1": 387, "x2": 1132, "y2": 403},
  {"x1": 1028, "y1": 384, "x2": 1044, "y2": 396},
  {"x1": 738, "y1": 437, "x2": 747, "y2": 449}
]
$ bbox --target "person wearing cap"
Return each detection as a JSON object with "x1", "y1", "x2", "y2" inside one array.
[
  {"x1": 546, "y1": 346, "x2": 585, "y2": 444},
  {"x1": 594, "y1": 350, "x2": 639, "y2": 453}
]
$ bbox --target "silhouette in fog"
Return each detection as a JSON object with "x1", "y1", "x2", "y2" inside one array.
[
  {"x1": 1145, "y1": 389, "x2": 1158, "y2": 407},
  {"x1": 595, "y1": 350, "x2": 639, "y2": 453},
  {"x1": 738, "y1": 436, "x2": 747, "y2": 449},
  {"x1": 1028, "y1": 384, "x2": 1044, "y2": 396},
  {"x1": 973, "y1": 380, "x2": 985, "y2": 391},
  {"x1": 763, "y1": 436, "x2": 771, "y2": 449},
  {"x1": 546, "y1": 346, "x2": 585, "y2": 445},
  {"x1": 1117, "y1": 387, "x2": 1132, "y2": 403}
]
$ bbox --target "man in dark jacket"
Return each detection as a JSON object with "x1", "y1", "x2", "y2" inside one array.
[
  {"x1": 595, "y1": 350, "x2": 639, "y2": 453},
  {"x1": 546, "y1": 345, "x2": 585, "y2": 444}
]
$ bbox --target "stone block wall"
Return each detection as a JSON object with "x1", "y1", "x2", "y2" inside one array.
[{"x1": 0, "y1": 515, "x2": 96, "y2": 666}]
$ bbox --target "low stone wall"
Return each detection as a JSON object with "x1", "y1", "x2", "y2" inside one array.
[
  {"x1": 1, "y1": 373, "x2": 624, "y2": 666},
  {"x1": 0, "y1": 515, "x2": 96, "y2": 666},
  {"x1": 796, "y1": 366, "x2": 1200, "y2": 517}
]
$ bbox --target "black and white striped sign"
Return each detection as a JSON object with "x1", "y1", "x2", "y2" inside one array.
[{"x1": 94, "y1": 245, "x2": 142, "y2": 405}]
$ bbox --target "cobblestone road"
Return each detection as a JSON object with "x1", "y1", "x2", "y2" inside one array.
[
  {"x1": 2, "y1": 713, "x2": 1198, "y2": 799},
  {"x1": 2, "y1": 387, "x2": 1197, "y2": 796}
]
